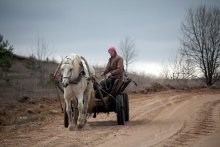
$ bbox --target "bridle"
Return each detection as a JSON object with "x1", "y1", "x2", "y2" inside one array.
[
  {"x1": 62, "y1": 61, "x2": 86, "y2": 87},
  {"x1": 62, "y1": 56, "x2": 92, "y2": 87}
]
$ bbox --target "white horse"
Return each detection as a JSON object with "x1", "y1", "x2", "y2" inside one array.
[{"x1": 61, "y1": 54, "x2": 95, "y2": 130}]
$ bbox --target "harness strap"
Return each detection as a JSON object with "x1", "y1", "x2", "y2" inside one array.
[
  {"x1": 80, "y1": 56, "x2": 92, "y2": 76},
  {"x1": 80, "y1": 56, "x2": 93, "y2": 85}
]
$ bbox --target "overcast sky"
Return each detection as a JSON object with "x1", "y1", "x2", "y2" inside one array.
[{"x1": 1, "y1": 0, "x2": 220, "y2": 76}]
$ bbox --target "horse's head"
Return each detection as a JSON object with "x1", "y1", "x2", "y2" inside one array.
[{"x1": 61, "y1": 54, "x2": 81, "y2": 87}]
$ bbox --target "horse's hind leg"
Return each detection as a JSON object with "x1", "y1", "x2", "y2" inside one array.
[
  {"x1": 73, "y1": 102, "x2": 78, "y2": 125},
  {"x1": 83, "y1": 89, "x2": 92, "y2": 121},
  {"x1": 65, "y1": 98, "x2": 75, "y2": 131}
]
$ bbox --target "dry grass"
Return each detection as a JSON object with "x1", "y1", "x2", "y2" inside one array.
[
  {"x1": 0, "y1": 56, "x2": 61, "y2": 128},
  {"x1": 0, "y1": 58, "x2": 58, "y2": 99},
  {"x1": 126, "y1": 72, "x2": 219, "y2": 94}
]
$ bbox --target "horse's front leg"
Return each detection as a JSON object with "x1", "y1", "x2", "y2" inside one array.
[
  {"x1": 65, "y1": 98, "x2": 75, "y2": 131},
  {"x1": 76, "y1": 92, "x2": 85, "y2": 129}
]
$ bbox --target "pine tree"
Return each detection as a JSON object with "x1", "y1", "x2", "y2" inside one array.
[{"x1": 0, "y1": 34, "x2": 14, "y2": 71}]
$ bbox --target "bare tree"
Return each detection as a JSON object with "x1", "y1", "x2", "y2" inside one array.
[
  {"x1": 119, "y1": 36, "x2": 137, "y2": 72},
  {"x1": 33, "y1": 37, "x2": 51, "y2": 84},
  {"x1": 161, "y1": 55, "x2": 196, "y2": 80},
  {"x1": 181, "y1": 5, "x2": 220, "y2": 86}
]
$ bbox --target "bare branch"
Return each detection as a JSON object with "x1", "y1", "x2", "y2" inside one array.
[
  {"x1": 119, "y1": 36, "x2": 138, "y2": 72},
  {"x1": 180, "y1": 5, "x2": 220, "y2": 86}
]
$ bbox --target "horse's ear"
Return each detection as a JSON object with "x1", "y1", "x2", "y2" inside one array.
[
  {"x1": 71, "y1": 58, "x2": 75, "y2": 65},
  {"x1": 76, "y1": 55, "x2": 81, "y2": 62},
  {"x1": 71, "y1": 54, "x2": 81, "y2": 66}
]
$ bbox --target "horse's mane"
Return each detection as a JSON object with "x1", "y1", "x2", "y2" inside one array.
[{"x1": 62, "y1": 54, "x2": 81, "y2": 67}]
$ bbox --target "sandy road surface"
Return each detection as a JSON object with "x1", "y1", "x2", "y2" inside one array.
[{"x1": 1, "y1": 89, "x2": 220, "y2": 147}]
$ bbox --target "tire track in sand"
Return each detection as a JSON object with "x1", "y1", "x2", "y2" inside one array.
[{"x1": 160, "y1": 99, "x2": 220, "y2": 147}]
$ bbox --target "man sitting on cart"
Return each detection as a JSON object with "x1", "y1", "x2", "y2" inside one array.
[{"x1": 100, "y1": 47, "x2": 124, "y2": 94}]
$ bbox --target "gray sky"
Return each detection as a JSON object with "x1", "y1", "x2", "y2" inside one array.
[{"x1": 1, "y1": 0, "x2": 220, "y2": 75}]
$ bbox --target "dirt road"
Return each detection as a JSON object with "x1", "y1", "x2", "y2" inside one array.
[{"x1": 1, "y1": 89, "x2": 220, "y2": 147}]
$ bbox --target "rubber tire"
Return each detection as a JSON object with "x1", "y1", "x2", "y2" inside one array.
[
  {"x1": 123, "y1": 93, "x2": 129, "y2": 121},
  {"x1": 64, "y1": 103, "x2": 68, "y2": 128},
  {"x1": 116, "y1": 95, "x2": 125, "y2": 125}
]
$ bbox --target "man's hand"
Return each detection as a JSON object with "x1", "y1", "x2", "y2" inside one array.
[
  {"x1": 100, "y1": 71, "x2": 105, "y2": 77},
  {"x1": 106, "y1": 72, "x2": 112, "y2": 78}
]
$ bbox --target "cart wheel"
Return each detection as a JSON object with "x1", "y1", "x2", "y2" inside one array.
[
  {"x1": 64, "y1": 103, "x2": 68, "y2": 128},
  {"x1": 123, "y1": 93, "x2": 129, "y2": 121},
  {"x1": 116, "y1": 95, "x2": 125, "y2": 125}
]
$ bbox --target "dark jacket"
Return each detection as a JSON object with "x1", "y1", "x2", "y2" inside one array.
[{"x1": 104, "y1": 54, "x2": 124, "y2": 79}]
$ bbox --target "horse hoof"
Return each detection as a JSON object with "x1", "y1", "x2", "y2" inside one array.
[
  {"x1": 68, "y1": 125, "x2": 75, "y2": 131},
  {"x1": 77, "y1": 120, "x2": 85, "y2": 129},
  {"x1": 77, "y1": 124, "x2": 84, "y2": 129}
]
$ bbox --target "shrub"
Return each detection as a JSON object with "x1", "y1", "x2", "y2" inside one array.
[
  {"x1": 24, "y1": 55, "x2": 37, "y2": 69},
  {"x1": 0, "y1": 34, "x2": 13, "y2": 71}
]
